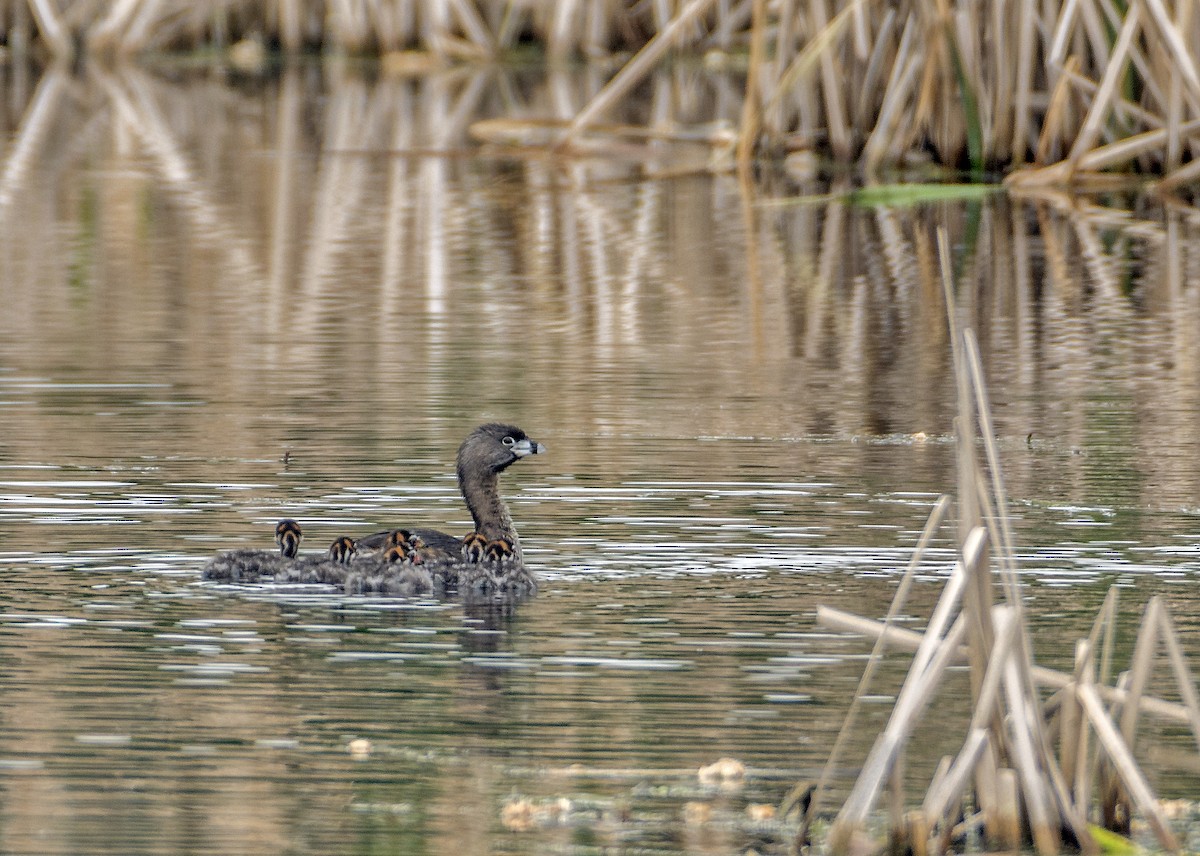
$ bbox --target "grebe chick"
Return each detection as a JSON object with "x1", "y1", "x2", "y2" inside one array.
[
  {"x1": 383, "y1": 541, "x2": 419, "y2": 564},
  {"x1": 274, "y1": 535, "x2": 359, "y2": 585},
  {"x1": 461, "y1": 532, "x2": 488, "y2": 563},
  {"x1": 486, "y1": 536, "x2": 537, "y2": 595},
  {"x1": 457, "y1": 537, "x2": 516, "y2": 593},
  {"x1": 356, "y1": 528, "x2": 420, "y2": 553},
  {"x1": 484, "y1": 537, "x2": 515, "y2": 564},
  {"x1": 276, "y1": 519, "x2": 302, "y2": 559},
  {"x1": 345, "y1": 540, "x2": 434, "y2": 596},
  {"x1": 201, "y1": 518, "x2": 304, "y2": 582},
  {"x1": 329, "y1": 536, "x2": 357, "y2": 565}
]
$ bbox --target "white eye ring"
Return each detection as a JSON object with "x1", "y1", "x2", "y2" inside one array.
[{"x1": 502, "y1": 436, "x2": 515, "y2": 448}]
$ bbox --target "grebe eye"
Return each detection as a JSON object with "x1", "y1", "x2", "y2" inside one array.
[{"x1": 502, "y1": 436, "x2": 515, "y2": 447}]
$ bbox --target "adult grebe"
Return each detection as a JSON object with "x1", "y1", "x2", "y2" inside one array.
[
  {"x1": 355, "y1": 423, "x2": 545, "y2": 573},
  {"x1": 202, "y1": 423, "x2": 546, "y2": 593}
]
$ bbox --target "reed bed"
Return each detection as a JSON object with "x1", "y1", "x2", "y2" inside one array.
[
  {"x1": 9, "y1": 0, "x2": 1200, "y2": 180},
  {"x1": 808, "y1": 230, "x2": 1200, "y2": 856}
]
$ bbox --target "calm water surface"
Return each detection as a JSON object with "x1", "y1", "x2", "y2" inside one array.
[{"x1": 0, "y1": 61, "x2": 1197, "y2": 854}]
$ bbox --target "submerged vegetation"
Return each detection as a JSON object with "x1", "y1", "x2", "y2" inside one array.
[{"x1": 10, "y1": 0, "x2": 1200, "y2": 183}]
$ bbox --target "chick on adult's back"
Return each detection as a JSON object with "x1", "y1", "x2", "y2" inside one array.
[
  {"x1": 356, "y1": 423, "x2": 546, "y2": 566},
  {"x1": 352, "y1": 422, "x2": 547, "y2": 590}
]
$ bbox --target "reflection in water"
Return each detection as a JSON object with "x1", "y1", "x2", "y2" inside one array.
[{"x1": 0, "y1": 61, "x2": 1197, "y2": 854}]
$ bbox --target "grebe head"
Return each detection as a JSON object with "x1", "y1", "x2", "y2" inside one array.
[
  {"x1": 458, "y1": 423, "x2": 546, "y2": 476},
  {"x1": 275, "y1": 519, "x2": 302, "y2": 558}
]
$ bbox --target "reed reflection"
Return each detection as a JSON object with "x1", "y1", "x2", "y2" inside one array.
[{"x1": 0, "y1": 62, "x2": 1196, "y2": 513}]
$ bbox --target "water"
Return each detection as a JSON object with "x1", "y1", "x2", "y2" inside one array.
[{"x1": 0, "y1": 61, "x2": 1197, "y2": 854}]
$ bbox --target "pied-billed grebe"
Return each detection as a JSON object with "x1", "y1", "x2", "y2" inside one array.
[
  {"x1": 458, "y1": 536, "x2": 533, "y2": 594},
  {"x1": 357, "y1": 528, "x2": 420, "y2": 552},
  {"x1": 202, "y1": 424, "x2": 545, "y2": 592},
  {"x1": 201, "y1": 518, "x2": 304, "y2": 582},
  {"x1": 329, "y1": 535, "x2": 357, "y2": 565},
  {"x1": 345, "y1": 539, "x2": 435, "y2": 596},
  {"x1": 461, "y1": 532, "x2": 488, "y2": 563},
  {"x1": 276, "y1": 519, "x2": 302, "y2": 558},
  {"x1": 272, "y1": 535, "x2": 360, "y2": 584},
  {"x1": 484, "y1": 537, "x2": 515, "y2": 564}
]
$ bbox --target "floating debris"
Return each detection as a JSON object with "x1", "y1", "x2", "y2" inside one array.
[
  {"x1": 682, "y1": 801, "x2": 712, "y2": 826},
  {"x1": 500, "y1": 798, "x2": 537, "y2": 833},
  {"x1": 697, "y1": 757, "x2": 745, "y2": 787},
  {"x1": 746, "y1": 803, "x2": 776, "y2": 821}
]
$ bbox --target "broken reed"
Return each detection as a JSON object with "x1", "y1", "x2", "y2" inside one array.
[{"x1": 14, "y1": 0, "x2": 1200, "y2": 180}]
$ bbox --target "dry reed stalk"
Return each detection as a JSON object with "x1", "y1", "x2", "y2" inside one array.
[
  {"x1": 1077, "y1": 684, "x2": 1181, "y2": 851},
  {"x1": 493, "y1": 1, "x2": 522, "y2": 51},
  {"x1": 583, "y1": 0, "x2": 610, "y2": 57},
  {"x1": 940, "y1": 230, "x2": 999, "y2": 728},
  {"x1": 1072, "y1": 640, "x2": 1096, "y2": 814},
  {"x1": 1064, "y1": 68, "x2": 1168, "y2": 131},
  {"x1": 125, "y1": 0, "x2": 178, "y2": 55},
  {"x1": 827, "y1": 531, "x2": 981, "y2": 854},
  {"x1": 997, "y1": 626, "x2": 1063, "y2": 855},
  {"x1": 816, "y1": 606, "x2": 1200, "y2": 726},
  {"x1": 1015, "y1": 617, "x2": 1094, "y2": 853},
  {"x1": 802, "y1": 496, "x2": 952, "y2": 840},
  {"x1": 1035, "y1": 55, "x2": 1079, "y2": 165},
  {"x1": 889, "y1": 754, "x2": 906, "y2": 854},
  {"x1": 1144, "y1": 0, "x2": 1200, "y2": 96},
  {"x1": 709, "y1": 0, "x2": 750, "y2": 49},
  {"x1": 88, "y1": 0, "x2": 140, "y2": 55},
  {"x1": 812, "y1": 0, "x2": 852, "y2": 159},
  {"x1": 1010, "y1": 0, "x2": 1037, "y2": 165},
  {"x1": 1163, "y1": 0, "x2": 1193, "y2": 169},
  {"x1": 1058, "y1": 677, "x2": 1081, "y2": 799},
  {"x1": 921, "y1": 727, "x2": 990, "y2": 843},
  {"x1": 445, "y1": 0, "x2": 492, "y2": 54},
  {"x1": 1152, "y1": 609, "x2": 1200, "y2": 750},
  {"x1": 1064, "y1": 0, "x2": 1140, "y2": 176},
  {"x1": 559, "y1": 0, "x2": 719, "y2": 149},
  {"x1": 1012, "y1": 115, "x2": 1200, "y2": 185},
  {"x1": 920, "y1": 604, "x2": 1019, "y2": 835},
  {"x1": 763, "y1": 0, "x2": 862, "y2": 130},
  {"x1": 1118, "y1": 597, "x2": 1161, "y2": 747},
  {"x1": 279, "y1": 0, "x2": 303, "y2": 51},
  {"x1": 766, "y1": 0, "x2": 796, "y2": 137},
  {"x1": 735, "y1": 0, "x2": 766, "y2": 171},
  {"x1": 827, "y1": 614, "x2": 969, "y2": 854},
  {"x1": 963, "y1": 331, "x2": 1020, "y2": 604},
  {"x1": 420, "y1": 0, "x2": 451, "y2": 56},
  {"x1": 27, "y1": 0, "x2": 73, "y2": 59},
  {"x1": 920, "y1": 754, "x2": 954, "y2": 824},
  {"x1": 854, "y1": 7, "x2": 896, "y2": 126}
]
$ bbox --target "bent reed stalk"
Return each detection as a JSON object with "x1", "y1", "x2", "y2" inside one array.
[{"x1": 13, "y1": 0, "x2": 1200, "y2": 180}]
